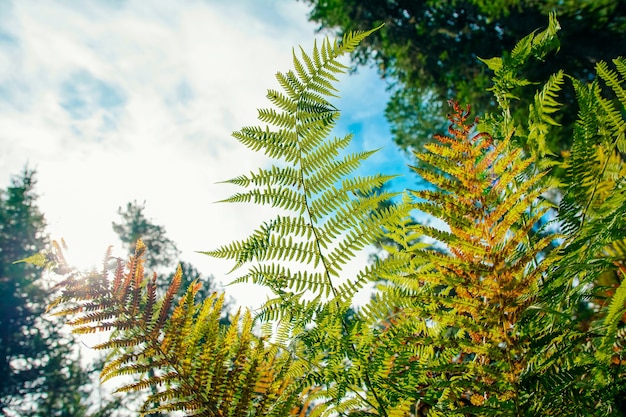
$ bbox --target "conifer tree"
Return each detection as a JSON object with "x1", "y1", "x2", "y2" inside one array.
[
  {"x1": 0, "y1": 169, "x2": 91, "y2": 416},
  {"x1": 112, "y1": 201, "x2": 180, "y2": 272}
]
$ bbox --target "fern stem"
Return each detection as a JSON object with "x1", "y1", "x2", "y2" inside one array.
[{"x1": 499, "y1": 299, "x2": 523, "y2": 417}]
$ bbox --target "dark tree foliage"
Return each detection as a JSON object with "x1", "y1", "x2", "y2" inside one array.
[
  {"x1": 112, "y1": 201, "x2": 180, "y2": 271},
  {"x1": 0, "y1": 169, "x2": 90, "y2": 416},
  {"x1": 301, "y1": 0, "x2": 626, "y2": 156}
]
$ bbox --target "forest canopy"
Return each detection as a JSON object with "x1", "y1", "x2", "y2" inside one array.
[{"x1": 300, "y1": 0, "x2": 626, "y2": 156}]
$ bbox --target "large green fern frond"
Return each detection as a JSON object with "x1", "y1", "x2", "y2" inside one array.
[
  {"x1": 528, "y1": 70, "x2": 565, "y2": 158},
  {"x1": 560, "y1": 57, "x2": 626, "y2": 236},
  {"x1": 203, "y1": 26, "x2": 411, "y2": 416}
]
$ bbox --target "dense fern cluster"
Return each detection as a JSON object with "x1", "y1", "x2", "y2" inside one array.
[{"x1": 24, "y1": 14, "x2": 626, "y2": 417}]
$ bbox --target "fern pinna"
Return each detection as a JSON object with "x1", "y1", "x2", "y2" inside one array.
[{"x1": 45, "y1": 240, "x2": 303, "y2": 416}]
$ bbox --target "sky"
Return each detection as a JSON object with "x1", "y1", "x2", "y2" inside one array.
[{"x1": 0, "y1": 0, "x2": 417, "y2": 309}]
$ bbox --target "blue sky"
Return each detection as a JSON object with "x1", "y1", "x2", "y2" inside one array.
[{"x1": 0, "y1": 0, "x2": 417, "y2": 307}]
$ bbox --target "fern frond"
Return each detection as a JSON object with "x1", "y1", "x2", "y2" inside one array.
[
  {"x1": 43, "y1": 241, "x2": 306, "y2": 416},
  {"x1": 597, "y1": 276, "x2": 626, "y2": 364},
  {"x1": 363, "y1": 100, "x2": 560, "y2": 414},
  {"x1": 479, "y1": 12, "x2": 561, "y2": 145},
  {"x1": 206, "y1": 29, "x2": 410, "y2": 417},
  {"x1": 561, "y1": 58, "x2": 626, "y2": 237},
  {"x1": 521, "y1": 55, "x2": 626, "y2": 415}
]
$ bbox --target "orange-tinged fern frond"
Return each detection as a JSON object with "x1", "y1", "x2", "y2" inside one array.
[
  {"x1": 44, "y1": 241, "x2": 305, "y2": 416},
  {"x1": 372, "y1": 100, "x2": 560, "y2": 415}
]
